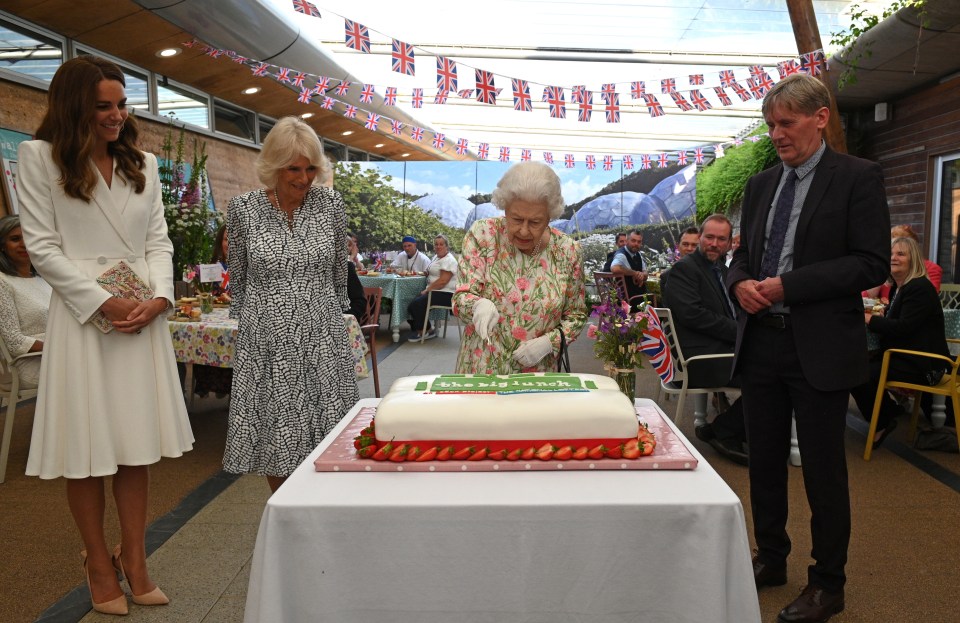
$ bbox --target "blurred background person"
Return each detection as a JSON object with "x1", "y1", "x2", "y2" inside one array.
[
  {"x1": 407, "y1": 234, "x2": 457, "y2": 341},
  {"x1": 678, "y1": 226, "x2": 701, "y2": 259},
  {"x1": 601, "y1": 231, "x2": 626, "y2": 271},
  {"x1": 389, "y1": 235, "x2": 430, "y2": 273}
]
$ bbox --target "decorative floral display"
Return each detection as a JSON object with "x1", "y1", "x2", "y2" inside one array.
[{"x1": 587, "y1": 291, "x2": 649, "y2": 370}]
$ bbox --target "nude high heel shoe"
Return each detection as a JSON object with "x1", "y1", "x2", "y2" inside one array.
[
  {"x1": 80, "y1": 551, "x2": 128, "y2": 616},
  {"x1": 112, "y1": 545, "x2": 169, "y2": 606}
]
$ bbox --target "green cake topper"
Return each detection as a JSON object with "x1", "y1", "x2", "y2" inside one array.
[{"x1": 425, "y1": 374, "x2": 597, "y2": 394}]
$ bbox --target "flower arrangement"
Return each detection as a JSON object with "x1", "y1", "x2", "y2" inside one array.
[{"x1": 587, "y1": 292, "x2": 649, "y2": 370}]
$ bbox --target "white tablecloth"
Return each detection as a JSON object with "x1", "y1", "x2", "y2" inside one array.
[{"x1": 244, "y1": 398, "x2": 761, "y2": 623}]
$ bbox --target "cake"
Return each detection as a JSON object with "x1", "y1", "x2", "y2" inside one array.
[{"x1": 354, "y1": 373, "x2": 655, "y2": 461}]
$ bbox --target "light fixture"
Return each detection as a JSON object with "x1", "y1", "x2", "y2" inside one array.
[
  {"x1": 401, "y1": 153, "x2": 410, "y2": 158},
  {"x1": 341, "y1": 130, "x2": 354, "y2": 136},
  {"x1": 242, "y1": 87, "x2": 260, "y2": 95},
  {"x1": 157, "y1": 47, "x2": 181, "y2": 58},
  {"x1": 374, "y1": 143, "x2": 384, "y2": 148},
  {"x1": 301, "y1": 113, "x2": 314, "y2": 119}
]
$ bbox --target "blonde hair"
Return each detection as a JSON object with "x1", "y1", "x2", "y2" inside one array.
[
  {"x1": 256, "y1": 116, "x2": 329, "y2": 188},
  {"x1": 892, "y1": 236, "x2": 927, "y2": 285}
]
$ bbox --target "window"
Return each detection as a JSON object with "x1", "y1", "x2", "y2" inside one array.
[
  {"x1": 324, "y1": 140, "x2": 346, "y2": 162},
  {"x1": 0, "y1": 18, "x2": 63, "y2": 83},
  {"x1": 258, "y1": 116, "x2": 275, "y2": 143},
  {"x1": 157, "y1": 78, "x2": 209, "y2": 129},
  {"x1": 214, "y1": 100, "x2": 255, "y2": 142},
  {"x1": 346, "y1": 148, "x2": 367, "y2": 162},
  {"x1": 933, "y1": 152, "x2": 960, "y2": 283},
  {"x1": 75, "y1": 48, "x2": 149, "y2": 114}
]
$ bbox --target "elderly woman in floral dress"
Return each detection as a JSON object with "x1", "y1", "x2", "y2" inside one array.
[{"x1": 454, "y1": 162, "x2": 586, "y2": 374}]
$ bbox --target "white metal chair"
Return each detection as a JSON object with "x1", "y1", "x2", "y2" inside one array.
[
  {"x1": 939, "y1": 283, "x2": 960, "y2": 309},
  {"x1": 651, "y1": 307, "x2": 737, "y2": 427},
  {"x1": 418, "y1": 291, "x2": 461, "y2": 344},
  {"x1": 0, "y1": 339, "x2": 40, "y2": 483}
]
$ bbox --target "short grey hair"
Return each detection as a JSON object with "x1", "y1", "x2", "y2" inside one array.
[
  {"x1": 0, "y1": 215, "x2": 32, "y2": 277},
  {"x1": 762, "y1": 73, "x2": 831, "y2": 117},
  {"x1": 256, "y1": 116, "x2": 329, "y2": 188},
  {"x1": 491, "y1": 162, "x2": 565, "y2": 220},
  {"x1": 434, "y1": 234, "x2": 450, "y2": 247}
]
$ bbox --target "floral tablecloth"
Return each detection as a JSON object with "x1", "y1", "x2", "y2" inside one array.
[
  {"x1": 168, "y1": 308, "x2": 368, "y2": 378},
  {"x1": 358, "y1": 274, "x2": 438, "y2": 342}
]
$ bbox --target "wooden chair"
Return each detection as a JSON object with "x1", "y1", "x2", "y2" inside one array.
[
  {"x1": 593, "y1": 271, "x2": 646, "y2": 309},
  {"x1": 0, "y1": 340, "x2": 40, "y2": 483},
  {"x1": 864, "y1": 341, "x2": 960, "y2": 460},
  {"x1": 939, "y1": 283, "x2": 960, "y2": 309},
  {"x1": 418, "y1": 291, "x2": 461, "y2": 344},
  {"x1": 360, "y1": 287, "x2": 383, "y2": 397}
]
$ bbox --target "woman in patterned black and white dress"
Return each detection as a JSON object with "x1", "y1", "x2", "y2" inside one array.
[{"x1": 224, "y1": 117, "x2": 359, "y2": 492}]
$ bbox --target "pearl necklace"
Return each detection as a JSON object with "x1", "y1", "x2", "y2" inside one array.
[{"x1": 273, "y1": 188, "x2": 301, "y2": 227}]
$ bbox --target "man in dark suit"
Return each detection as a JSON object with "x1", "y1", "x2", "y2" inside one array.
[
  {"x1": 661, "y1": 214, "x2": 747, "y2": 465},
  {"x1": 610, "y1": 229, "x2": 647, "y2": 309},
  {"x1": 601, "y1": 232, "x2": 626, "y2": 271},
  {"x1": 727, "y1": 74, "x2": 890, "y2": 623}
]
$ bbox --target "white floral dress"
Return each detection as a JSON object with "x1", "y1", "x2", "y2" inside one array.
[
  {"x1": 0, "y1": 273, "x2": 51, "y2": 387},
  {"x1": 453, "y1": 217, "x2": 587, "y2": 374}
]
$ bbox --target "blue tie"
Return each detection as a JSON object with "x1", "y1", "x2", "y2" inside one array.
[
  {"x1": 712, "y1": 264, "x2": 737, "y2": 319},
  {"x1": 759, "y1": 170, "x2": 798, "y2": 280}
]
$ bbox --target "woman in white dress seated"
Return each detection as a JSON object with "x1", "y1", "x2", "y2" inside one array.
[
  {"x1": 407, "y1": 234, "x2": 458, "y2": 340},
  {"x1": 0, "y1": 215, "x2": 51, "y2": 388}
]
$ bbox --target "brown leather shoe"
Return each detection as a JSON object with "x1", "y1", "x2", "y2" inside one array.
[
  {"x1": 777, "y1": 584, "x2": 844, "y2": 623},
  {"x1": 752, "y1": 554, "x2": 787, "y2": 589}
]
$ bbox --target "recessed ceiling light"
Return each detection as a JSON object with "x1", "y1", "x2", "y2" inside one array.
[
  {"x1": 242, "y1": 87, "x2": 260, "y2": 95},
  {"x1": 374, "y1": 143, "x2": 384, "y2": 148},
  {"x1": 401, "y1": 153, "x2": 410, "y2": 158},
  {"x1": 157, "y1": 48, "x2": 181, "y2": 58},
  {"x1": 341, "y1": 130, "x2": 353, "y2": 136},
  {"x1": 301, "y1": 113, "x2": 314, "y2": 119}
]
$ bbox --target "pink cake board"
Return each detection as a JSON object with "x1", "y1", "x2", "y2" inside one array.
[{"x1": 314, "y1": 404, "x2": 699, "y2": 472}]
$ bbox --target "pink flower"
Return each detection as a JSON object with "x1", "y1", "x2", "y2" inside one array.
[
  {"x1": 474, "y1": 348, "x2": 484, "y2": 358},
  {"x1": 522, "y1": 313, "x2": 532, "y2": 322},
  {"x1": 465, "y1": 325, "x2": 475, "y2": 336},
  {"x1": 512, "y1": 327, "x2": 527, "y2": 341},
  {"x1": 507, "y1": 290, "x2": 521, "y2": 304},
  {"x1": 587, "y1": 324, "x2": 598, "y2": 339},
  {"x1": 517, "y1": 277, "x2": 530, "y2": 291}
]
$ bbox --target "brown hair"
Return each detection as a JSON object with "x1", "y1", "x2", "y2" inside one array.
[
  {"x1": 761, "y1": 73, "x2": 831, "y2": 117},
  {"x1": 35, "y1": 56, "x2": 145, "y2": 202}
]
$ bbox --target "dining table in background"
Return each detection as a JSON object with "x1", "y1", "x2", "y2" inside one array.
[{"x1": 357, "y1": 273, "x2": 428, "y2": 342}]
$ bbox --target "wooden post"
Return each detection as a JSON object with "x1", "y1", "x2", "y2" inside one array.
[{"x1": 786, "y1": 0, "x2": 847, "y2": 153}]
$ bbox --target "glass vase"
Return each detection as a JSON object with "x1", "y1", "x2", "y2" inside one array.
[
  {"x1": 613, "y1": 367, "x2": 636, "y2": 403},
  {"x1": 197, "y1": 292, "x2": 213, "y2": 314}
]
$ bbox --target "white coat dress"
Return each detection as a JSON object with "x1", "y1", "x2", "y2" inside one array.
[{"x1": 16, "y1": 140, "x2": 194, "y2": 479}]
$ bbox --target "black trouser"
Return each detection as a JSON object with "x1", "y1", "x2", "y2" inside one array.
[
  {"x1": 740, "y1": 319, "x2": 851, "y2": 593},
  {"x1": 407, "y1": 291, "x2": 453, "y2": 334},
  {"x1": 687, "y1": 359, "x2": 746, "y2": 445}
]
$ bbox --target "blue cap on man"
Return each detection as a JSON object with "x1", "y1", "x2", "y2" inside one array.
[{"x1": 402, "y1": 235, "x2": 417, "y2": 244}]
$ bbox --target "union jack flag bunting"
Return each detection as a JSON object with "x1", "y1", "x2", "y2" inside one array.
[
  {"x1": 411, "y1": 127, "x2": 424, "y2": 142},
  {"x1": 578, "y1": 94, "x2": 593, "y2": 122},
  {"x1": 343, "y1": 105, "x2": 357, "y2": 119},
  {"x1": 585, "y1": 155, "x2": 596, "y2": 169},
  {"x1": 713, "y1": 86, "x2": 732, "y2": 106},
  {"x1": 512, "y1": 78, "x2": 532, "y2": 112},
  {"x1": 334, "y1": 81, "x2": 351, "y2": 96},
  {"x1": 292, "y1": 72, "x2": 306, "y2": 87},
  {"x1": 364, "y1": 113, "x2": 380, "y2": 131},
  {"x1": 297, "y1": 88, "x2": 312, "y2": 104},
  {"x1": 730, "y1": 82, "x2": 752, "y2": 102},
  {"x1": 689, "y1": 89, "x2": 712, "y2": 111},
  {"x1": 689, "y1": 73, "x2": 704, "y2": 86},
  {"x1": 601, "y1": 83, "x2": 616, "y2": 103},
  {"x1": 657, "y1": 153, "x2": 669, "y2": 168},
  {"x1": 456, "y1": 138, "x2": 469, "y2": 155},
  {"x1": 359, "y1": 84, "x2": 376, "y2": 103},
  {"x1": 391, "y1": 120, "x2": 404, "y2": 135},
  {"x1": 252, "y1": 62, "x2": 269, "y2": 77},
  {"x1": 564, "y1": 154, "x2": 575, "y2": 168},
  {"x1": 391, "y1": 39, "x2": 415, "y2": 76},
  {"x1": 543, "y1": 152, "x2": 554, "y2": 164},
  {"x1": 206, "y1": 48, "x2": 223, "y2": 59},
  {"x1": 292, "y1": 0, "x2": 320, "y2": 17},
  {"x1": 477, "y1": 143, "x2": 489, "y2": 159},
  {"x1": 434, "y1": 91, "x2": 449, "y2": 104},
  {"x1": 546, "y1": 86, "x2": 565, "y2": 119},
  {"x1": 670, "y1": 91, "x2": 693, "y2": 112},
  {"x1": 571, "y1": 85, "x2": 586, "y2": 104},
  {"x1": 321, "y1": 97, "x2": 334, "y2": 110},
  {"x1": 499, "y1": 146, "x2": 510, "y2": 162},
  {"x1": 630, "y1": 80, "x2": 645, "y2": 99},
  {"x1": 542, "y1": 87, "x2": 550, "y2": 102},
  {"x1": 605, "y1": 94, "x2": 620, "y2": 123},
  {"x1": 639, "y1": 308, "x2": 675, "y2": 384},
  {"x1": 182, "y1": 39, "x2": 198, "y2": 48},
  {"x1": 383, "y1": 87, "x2": 397, "y2": 106},
  {"x1": 661, "y1": 78, "x2": 676, "y2": 94},
  {"x1": 475, "y1": 69, "x2": 497, "y2": 104},
  {"x1": 641, "y1": 154, "x2": 652, "y2": 169},
  {"x1": 715, "y1": 144, "x2": 725, "y2": 158},
  {"x1": 719, "y1": 69, "x2": 736, "y2": 87},
  {"x1": 602, "y1": 156, "x2": 613, "y2": 171},
  {"x1": 436, "y1": 57, "x2": 457, "y2": 91},
  {"x1": 777, "y1": 59, "x2": 801, "y2": 78},
  {"x1": 457, "y1": 89, "x2": 474, "y2": 99},
  {"x1": 748, "y1": 135, "x2": 763, "y2": 143},
  {"x1": 800, "y1": 50, "x2": 825, "y2": 76},
  {"x1": 344, "y1": 20, "x2": 370, "y2": 53},
  {"x1": 230, "y1": 53, "x2": 247, "y2": 64},
  {"x1": 746, "y1": 77, "x2": 768, "y2": 99},
  {"x1": 276, "y1": 68, "x2": 291, "y2": 84},
  {"x1": 734, "y1": 137, "x2": 744, "y2": 146},
  {"x1": 694, "y1": 147, "x2": 704, "y2": 164},
  {"x1": 623, "y1": 155, "x2": 634, "y2": 170},
  {"x1": 312, "y1": 77, "x2": 330, "y2": 94},
  {"x1": 677, "y1": 150, "x2": 688, "y2": 166},
  {"x1": 521, "y1": 149, "x2": 532, "y2": 162},
  {"x1": 412, "y1": 88, "x2": 423, "y2": 108},
  {"x1": 432, "y1": 133, "x2": 445, "y2": 149},
  {"x1": 643, "y1": 94, "x2": 664, "y2": 117}
]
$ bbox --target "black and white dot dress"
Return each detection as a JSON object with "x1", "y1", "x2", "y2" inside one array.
[{"x1": 223, "y1": 186, "x2": 359, "y2": 477}]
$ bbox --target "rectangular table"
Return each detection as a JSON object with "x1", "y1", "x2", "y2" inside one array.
[
  {"x1": 358, "y1": 274, "x2": 438, "y2": 342},
  {"x1": 244, "y1": 398, "x2": 761, "y2": 623}
]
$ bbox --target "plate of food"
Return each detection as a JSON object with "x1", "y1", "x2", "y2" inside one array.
[{"x1": 365, "y1": 271, "x2": 381, "y2": 277}]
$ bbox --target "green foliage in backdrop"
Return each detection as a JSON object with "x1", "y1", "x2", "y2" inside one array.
[{"x1": 695, "y1": 132, "x2": 777, "y2": 221}]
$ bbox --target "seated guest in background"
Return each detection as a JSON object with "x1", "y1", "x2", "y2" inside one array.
[
  {"x1": 851, "y1": 236, "x2": 950, "y2": 450},
  {"x1": 601, "y1": 232, "x2": 627, "y2": 271},
  {"x1": 864, "y1": 224, "x2": 943, "y2": 300},
  {"x1": 408, "y1": 234, "x2": 458, "y2": 340},
  {"x1": 678, "y1": 226, "x2": 700, "y2": 259},
  {"x1": 346, "y1": 259, "x2": 367, "y2": 323},
  {"x1": 347, "y1": 232, "x2": 364, "y2": 270},
  {"x1": 0, "y1": 215, "x2": 51, "y2": 388},
  {"x1": 389, "y1": 235, "x2": 430, "y2": 273},
  {"x1": 661, "y1": 214, "x2": 747, "y2": 465},
  {"x1": 725, "y1": 233, "x2": 740, "y2": 266},
  {"x1": 610, "y1": 229, "x2": 647, "y2": 310}
]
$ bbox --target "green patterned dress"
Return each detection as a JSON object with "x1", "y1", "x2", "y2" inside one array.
[{"x1": 453, "y1": 217, "x2": 587, "y2": 374}]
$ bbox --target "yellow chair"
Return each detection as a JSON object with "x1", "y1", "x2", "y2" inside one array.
[
  {"x1": 0, "y1": 340, "x2": 41, "y2": 483},
  {"x1": 864, "y1": 343, "x2": 960, "y2": 461}
]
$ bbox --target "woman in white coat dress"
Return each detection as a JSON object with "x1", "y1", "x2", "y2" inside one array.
[{"x1": 16, "y1": 56, "x2": 193, "y2": 616}]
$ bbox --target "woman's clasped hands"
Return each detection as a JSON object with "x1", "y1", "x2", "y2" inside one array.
[{"x1": 100, "y1": 296, "x2": 169, "y2": 333}]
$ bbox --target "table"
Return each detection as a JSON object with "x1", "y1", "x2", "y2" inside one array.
[
  {"x1": 244, "y1": 398, "x2": 761, "y2": 623},
  {"x1": 358, "y1": 274, "x2": 427, "y2": 342}
]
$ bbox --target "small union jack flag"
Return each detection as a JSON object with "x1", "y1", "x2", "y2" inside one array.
[
  {"x1": 571, "y1": 85, "x2": 586, "y2": 104},
  {"x1": 436, "y1": 57, "x2": 457, "y2": 91},
  {"x1": 456, "y1": 138, "x2": 469, "y2": 155},
  {"x1": 753, "y1": 70, "x2": 775, "y2": 92},
  {"x1": 291, "y1": 72, "x2": 306, "y2": 87},
  {"x1": 359, "y1": 84, "x2": 376, "y2": 103},
  {"x1": 746, "y1": 77, "x2": 767, "y2": 99},
  {"x1": 411, "y1": 127, "x2": 424, "y2": 142},
  {"x1": 434, "y1": 91, "x2": 449, "y2": 104},
  {"x1": 230, "y1": 53, "x2": 247, "y2": 64},
  {"x1": 748, "y1": 135, "x2": 763, "y2": 143},
  {"x1": 643, "y1": 94, "x2": 664, "y2": 117},
  {"x1": 730, "y1": 82, "x2": 752, "y2": 102},
  {"x1": 321, "y1": 97, "x2": 334, "y2": 110},
  {"x1": 640, "y1": 307, "x2": 675, "y2": 383},
  {"x1": 334, "y1": 81, "x2": 350, "y2": 96},
  {"x1": 694, "y1": 147, "x2": 704, "y2": 164},
  {"x1": 297, "y1": 88, "x2": 312, "y2": 104},
  {"x1": 383, "y1": 87, "x2": 397, "y2": 106},
  {"x1": 578, "y1": 93, "x2": 593, "y2": 122},
  {"x1": 476, "y1": 69, "x2": 497, "y2": 104},
  {"x1": 477, "y1": 143, "x2": 489, "y2": 159},
  {"x1": 713, "y1": 86, "x2": 732, "y2": 106},
  {"x1": 601, "y1": 83, "x2": 617, "y2": 103},
  {"x1": 677, "y1": 150, "x2": 688, "y2": 166},
  {"x1": 499, "y1": 146, "x2": 510, "y2": 162},
  {"x1": 344, "y1": 20, "x2": 370, "y2": 53},
  {"x1": 670, "y1": 91, "x2": 693, "y2": 112},
  {"x1": 623, "y1": 155, "x2": 634, "y2": 170},
  {"x1": 564, "y1": 154, "x2": 575, "y2": 168},
  {"x1": 715, "y1": 144, "x2": 725, "y2": 158},
  {"x1": 432, "y1": 133, "x2": 445, "y2": 149},
  {"x1": 800, "y1": 50, "x2": 824, "y2": 76},
  {"x1": 777, "y1": 59, "x2": 801, "y2": 78},
  {"x1": 457, "y1": 89, "x2": 474, "y2": 99},
  {"x1": 252, "y1": 63, "x2": 269, "y2": 77},
  {"x1": 689, "y1": 89, "x2": 712, "y2": 111},
  {"x1": 585, "y1": 155, "x2": 596, "y2": 169},
  {"x1": 661, "y1": 78, "x2": 676, "y2": 94},
  {"x1": 543, "y1": 152, "x2": 554, "y2": 164},
  {"x1": 734, "y1": 137, "x2": 744, "y2": 146},
  {"x1": 312, "y1": 77, "x2": 330, "y2": 94},
  {"x1": 541, "y1": 87, "x2": 550, "y2": 102},
  {"x1": 412, "y1": 88, "x2": 423, "y2": 108},
  {"x1": 631, "y1": 81, "x2": 646, "y2": 99},
  {"x1": 602, "y1": 155, "x2": 613, "y2": 171},
  {"x1": 343, "y1": 105, "x2": 357, "y2": 119},
  {"x1": 391, "y1": 120, "x2": 404, "y2": 135},
  {"x1": 391, "y1": 39, "x2": 415, "y2": 76},
  {"x1": 364, "y1": 113, "x2": 380, "y2": 131},
  {"x1": 182, "y1": 39, "x2": 198, "y2": 48},
  {"x1": 605, "y1": 94, "x2": 620, "y2": 123},
  {"x1": 512, "y1": 78, "x2": 532, "y2": 112},
  {"x1": 521, "y1": 149, "x2": 531, "y2": 162},
  {"x1": 292, "y1": 0, "x2": 320, "y2": 17},
  {"x1": 546, "y1": 86, "x2": 565, "y2": 119},
  {"x1": 276, "y1": 68, "x2": 291, "y2": 83},
  {"x1": 658, "y1": 153, "x2": 669, "y2": 168},
  {"x1": 206, "y1": 48, "x2": 223, "y2": 59},
  {"x1": 748, "y1": 65, "x2": 767, "y2": 79},
  {"x1": 718, "y1": 69, "x2": 736, "y2": 87},
  {"x1": 641, "y1": 154, "x2": 652, "y2": 169},
  {"x1": 689, "y1": 73, "x2": 704, "y2": 86}
]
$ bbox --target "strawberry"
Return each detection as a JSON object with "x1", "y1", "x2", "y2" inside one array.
[
  {"x1": 488, "y1": 448, "x2": 508, "y2": 461},
  {"x1": 357, "y1": 445, "x2": 377, "y2": 458},
  {"x1": 389, "y1": 444, "x2": 409, "y2": 462},
  {"x1": 587, "y1": 445, "x2": 606, "y2": 460},
  {"x1": 406, "y1": 446, "x2": 421, "y2": 461},
  {"x1": 416, "y1": 447, "x2": 439, "y2": 462},
  {"x1": 353, "y1": 434, "x2": 375, "y2": 449},
  {"x1": 468, "y1": 447, "x2": 489, "y2": 461},
  {"x1": 622, "y1": 445, "x2": 641, "y2": 459},
  {"x1": 535, "y1": 443, "x2": 555, "y2": 461},
  {"x1": 436, "y1": 446, "x2": 455, "y2": 461},
  {"x1": 572, "y1": 446, "x2": 589, "y2": 460},
  {"x1": 506, "y1": 448, "x2": 523, "y2": 461},
  {"x1": 606, "y1": 444, "x2": 623, "y2": 459},
  {"x1": 520, "y1": 447, "x2": 537, "y2": 460},
  {"x1": 372, "y1": 441, "x2": 393, "y2": 461},
  {"x1": 452, "y1": 446, "x2": 475, "y2": 461},
  {"x1": 624, "y1": 439, "x2": 640, "y2": 453},
  {"x1": 554, "y1": 446, "x2": 573, "y2": 461},
  {"x1": 361, "y1": 426, "x2": 374, "y2": 436},
  {"x1": 642, "y1": 441, "x2": 655, "y2": 456}
]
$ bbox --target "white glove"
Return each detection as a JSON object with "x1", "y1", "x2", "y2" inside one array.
[
  {"x1": 513, "y1": 335, "x2": 554, "y2": 368},
  {"x1": 472, "y1": 298, "x2": 500, "y2": 341}
]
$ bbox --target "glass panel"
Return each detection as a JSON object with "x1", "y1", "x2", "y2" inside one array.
[
  {"x1": 0, "y1": 20, "x2": 63, "y2": 82},
  {"x1": 214, "y1": 101, "x2": 255, "y2": 141},
  {"x1": 157, "y1": 81, "x2": 209, "y2": 129},
  {"x1": 324, "y1": 140, "x2": 346, "y2": 162},
  {"x1": 75, "y1": 49, "x2": 149, "y2": 113},
  {"x1": 258, "y1": 116, "x2": 275, "y2": 143},
  {"x1": 346, "y1": 148, "x2": 367, "y2": 162},
  {"x1": 936, "y1": 155, "x2": 960, "y2": 283}
]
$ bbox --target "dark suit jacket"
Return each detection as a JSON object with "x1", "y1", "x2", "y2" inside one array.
[
  {"x1": 869, "y1": 277, "x2": 950, "y2": 376},
  {"x1": 727, "y1": 146, "x2": 891, "y2": 391},
  {"x1": 662, "y1": 249, "x2": 738, "y2": 387},
  {"x1": 346, "y1": 262, "x2": 367, "y2": 322}
]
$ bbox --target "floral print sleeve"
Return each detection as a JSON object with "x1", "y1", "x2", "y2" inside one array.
[{"x1": 454, "y1": 217, "x2": 586, "y2": 374}]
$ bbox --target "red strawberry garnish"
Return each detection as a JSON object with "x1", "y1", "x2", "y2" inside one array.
[
  {"x1": 468, "y1": 447, "x2": 489, "y2": 461},
  {"x1": 606, "y1": 444, "x2": 623, "y2": 459},
  {"x1": 488, "y1": 448, "x2": 508, "y2": 461},
  {"x1": 357, "y1": 445, "x2": 377, "y2": 458},
  {"x1": 389, "y1": 444, "x2": 409, "y2": 462},
  {"x1": 535, "y1": 443, "x2": 555, "y2": 461},
  {"x1": 572, "y1": 446, "x2": 589, "y2": 460},
  {"x1": 506, "y1": 448, "x2": 523, "y2": 461},
  {"x1": 520, "y1": 447, "x2": 537, "y2": 460},
  {"x1": 554, "y1": 446, "x2": 573, "y2": 461},
  {"x1": 372, "y1": 441, "x2": 393, "y2": 461},
  {"x1": 587, "y1": 445, "x2": 606, "y2": 460},
  {"x1": 436, "y1": 446, "x2": 454, "y2": 461},
  {"x1": 406, "y1": 446, "x2": 421, "y2": 461},
  {"x1": 416, "y1": 447, "x2": 439, "y2": 462},
  {"x1": 452, "y1": 446, "x2": 475, "y2": 461},
  {"x1": 622, "y1": 445, "x2": 641, "y2": 459}
]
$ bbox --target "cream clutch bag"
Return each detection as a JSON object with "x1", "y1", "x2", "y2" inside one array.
[{"x1": 89, "y1": 261, "x2": 154, "y2": 333}]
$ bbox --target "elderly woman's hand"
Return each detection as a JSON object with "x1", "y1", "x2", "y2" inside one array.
[
  {"x1": 472, "y1": 298, "x2": 499, "y2": 341},
  {"x1": 513, "y1": 335, "x2": 553, "y2": 367}
]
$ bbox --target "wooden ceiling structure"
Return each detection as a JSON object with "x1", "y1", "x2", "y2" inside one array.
[{"x1": 1, "y1": 0, "x2": 455, "y2": 161}]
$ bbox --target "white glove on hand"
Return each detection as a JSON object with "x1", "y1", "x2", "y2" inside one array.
[
  {"x1": 513, "y1": 334, "x2": 554, "y2": 368},
  {"x1": 472, "y1": 298, "x2": 500, "y2": 341}
]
